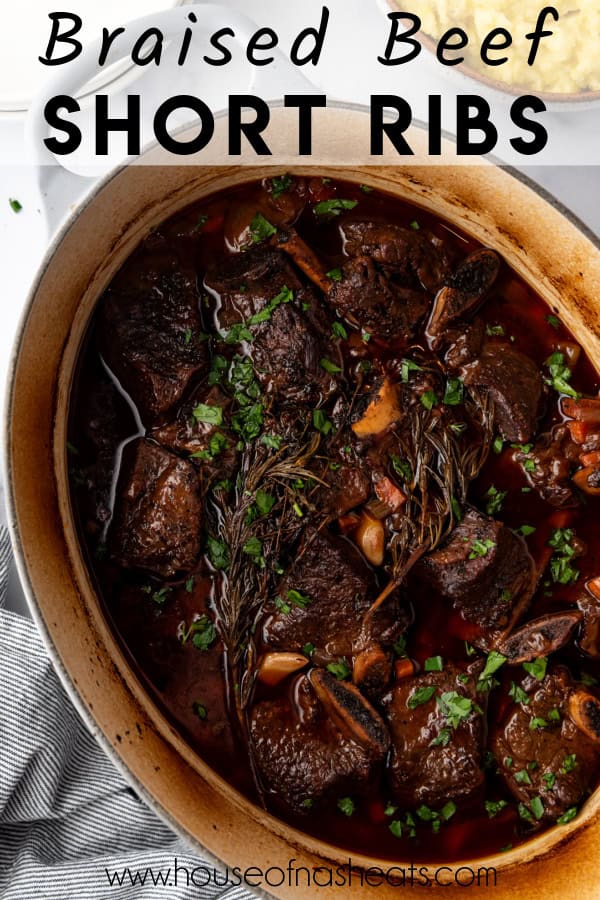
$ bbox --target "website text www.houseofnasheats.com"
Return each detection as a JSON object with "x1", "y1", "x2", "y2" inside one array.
[{"x1": 104, "y1": 857, "x2": 498, "y2": 891}]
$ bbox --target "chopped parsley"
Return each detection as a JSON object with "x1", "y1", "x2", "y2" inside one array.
[
  {"x1": 337, "y1": 797, "x2": 355, "y2": 817},
  {"x1": 249, "y1": 212, "x2": 277, "y2": 243},
  {"x1": 523, "y1": 657, "x2": 548, "y2": 681},
  {"x1": 320, "y1": 357, "x2": 342, "y2": 374},
  {"x1": 390, "y1": 455, "x2": 412, "y2": 482},
  {"x1": 410, "y1": 220, "x2": 420, "y2": 231},
  {"x1": 243, "y1": 536, "x2": 265, "y2": 568},
  {"x1": 181, "y1": 615, "x2": 216, "y2": 651},
  {"x1": 421, "y1": 390, "x2": 439, "y2": 411},
  {"x1": 192, "y1": 404, "x2": 223, "y2": 426},
  {"x1": 484, "y1": 485, "x2": 507, "y2": 517},
  {"x1": 400, "y1": 358, "x2": 423, "y2": 382},
  {"x1": 509, "y1": 682, "x2": 530, "y2": 705},
  {"x1": 469, "y1": 538, "x2": 495, "y2": 560},
  {"x1": 515, "y1": 769, "x2": 532, "y2": 785},
  {"x1": 485, "y1": 799, "x2": 508, "y2": 818},
  {"x1": 190, "y1": 431, "x2": 228, "y2": 462},
  {"x1": 332, "y1": 321, "x2": 348, "y2": 340},
  {"x1": 360, "y1": 184, "x2": 373, "y2": 193},
  {"x1": 8, "y1": 198, "x2": 22, "y2": 213},
  {"x1": 327, "y1": 658, "x2": 351, "y2": 680},
  {"x1": 543, "y1": 772, "x2": 556, "y2": 790},
  {"x1": 561, "y1": 754, "x2": 578, "y2": 774},
  {"x1": 314, "y1": 199, "x2": 358, "y2": 218},
  {"x1": 206, "y1": 536, "x2": 230, "y2": 571},
  {"x1": 408, "y1": 685, "x2": 436, "y2": 709},
  {"x1": 271, "y1": 174, "x2": 292, "y2": 199},
  {"x1": 312, "y1": 409, "x2": 334, "y2": 435},
  {"x1": 430, "y1": 728, "x2": 452, "y2": 748},
  {"x1": 424, "y1": 656, "x2": 444, "y2": 672},
  {"x1": 557, "y1": 807, "x2": 578, "y2": 825},
  {"x1": 245, "y1": 490, "x2": 276, "y2": 525},
  {"x1": 192, "y1": 701, "x2": 207, "y2": 720},
  {"x1": 303, "y1": 642, "x2": 315, "y2": 657},
  {"x1": 477, "y1": 651, "x2": 507, "y2": 692},
  {"x1": 443, "y1": 378, "x2": 464, "y2": 407},
  {"x1": 548, "y1": 528, "x2": 581, "y2": 586},
  {"x1": 515, "y1": 525, "x2": 536, "y2": 537},
  {"x1": 185, "y1": 576, "x2": 195, "y2": 593},
  {"x1": 530, "y1": 717, "x2": 550, "y2": 730},
  {"x1": 142, "y1": 585, "x2": 172, "y2": 606},
  {"x1": 247, "y1": 285, "x2": 294, "y2": 326},
  {"x1": 261, "y1": 433, "x2": 282, "y2": 450},
  {"x1": 437, "y1": 691, "x2": 477, "y2": 728},
  {"x1": 286, "y1": 589, "x2": 311, "y2": 609},
  {"x1": 493, "y1": 435, "x2": 504, "y2": 455},
  {"x1": 327, "y1": 268, "x2": 343, "y2": 283},
  {"x1": 547, "y1": 314, "x2": 560, "y2": 329},
  {"x1": 545, "y1": 351, "x2": 581, "y2": 400},
  {"x1": 486, "y1": 324, "x2": 505, "y2": 337}
]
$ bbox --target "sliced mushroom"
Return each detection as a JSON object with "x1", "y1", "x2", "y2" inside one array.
[
  {"x1": 309, "y1": 668, "x2": 390, "y2": 754},
  {"x1": 568, "y1": 690, "x2": 600, "y2": 744},
  {"x1": 496, "y1": 611, "x2": 583, "y2": 663},
  {"x1": 428, "y1": 249, "x2": 501, "y2": 336},
  {"x1": 353, "y1": 644, "x2": 393, "y2": 698},
  {"x1": 351, "y1": 379, "x2": 402, "y2": 438},
  {"x1": 257, "y1": 652, "x2": 309, "y2": 687},
  {"x1": 353, "y1": 511, "x2": 385, "y2": 566},
  {"x1": 276, "y1": 228, "x2": 333, "y2": 295}
]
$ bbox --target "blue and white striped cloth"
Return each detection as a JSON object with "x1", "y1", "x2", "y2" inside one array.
[{"x1": 0, "y1": 527, "x2": 255, "y2": 899}]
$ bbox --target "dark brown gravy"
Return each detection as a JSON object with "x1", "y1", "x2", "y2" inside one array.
[{"x1": 68, "y1": 176, "x2": 600, "y2": 863}]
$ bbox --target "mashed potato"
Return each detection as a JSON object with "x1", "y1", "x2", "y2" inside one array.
[{"x1": 413, "y1": 1, "x2": 600, "y2": 95}]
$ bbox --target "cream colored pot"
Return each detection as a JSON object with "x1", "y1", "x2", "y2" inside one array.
[{"x1": 6, "y1": 107, "x2": 600, "y2": 898}]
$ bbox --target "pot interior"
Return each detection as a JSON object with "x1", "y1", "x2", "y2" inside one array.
[{"x1": 8, "y1": 112, "x2": 600, "y2": 897}]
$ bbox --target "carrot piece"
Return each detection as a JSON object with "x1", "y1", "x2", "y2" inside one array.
[
  {"x1": 394, "y1": 658, "x2": 415, "y2": 680},
  {"x1": 567, "y1": 421, "x2": 593, "y2": 444},
  {"x1": 562, "y1": 397, "x2": 600, "y2": 423},
  {"x1": 374, "y1": 476, "x2": 407, "y2": 513},
  {"x1": 580, "y1": 451, "x2": 600, "y2": 467}
]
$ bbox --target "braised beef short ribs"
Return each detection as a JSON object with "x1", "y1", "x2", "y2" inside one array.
[
  {"x1": 462, "y1": 342, "x2": 543, "y2": 443},
  {"x1": 100, "y1": 268, "x2": 209, "y2": 422},
  {"x1": 383, "y1": 663, "x2": 487, "y2": 808},
  {"x1": 328, "y1": 256, "x2": 431, "y2": 340},
  {"x1": 428, "y1": 249, "x2": 501, "y2": 336},
  {"x1": 150, "y1": 384, "x2": 238, "y2": 480},
  {"x1": 515, "y1": 425, "x2": 581, "y2": 508},
  {"x1": 250, "y1": 672, "x2": 389, "y2": 815},
  {"x1": 340, "y1": 220, "x2": 451, "y2": 293},
  {"x1": 261, "y1": 527, "x2": 408, "y2": 665},
  {"x1": 491, "y1": 668, "x2": 600, "y2": 823},
  {"x1": 205, "y1": 247, "x2": 337, "y2": 403},
  {"x1": 416, "y1": 508, "x2": 536, "y2": 647},
  {"x1": 111, "y1": 438, "x2": 202, "y2": 578}
]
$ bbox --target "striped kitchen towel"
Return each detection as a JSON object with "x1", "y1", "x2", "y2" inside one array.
[{"x1": 0, "y1": 527, "x2": 256, "y2": 900}]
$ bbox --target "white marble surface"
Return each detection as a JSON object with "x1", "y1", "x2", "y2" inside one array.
[{"x1": 2, "y1": 0, "x2": 600, "y2": 618}]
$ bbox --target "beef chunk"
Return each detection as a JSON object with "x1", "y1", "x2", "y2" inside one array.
[
  {"x1": 416, "y1": 508, "x2": 536, "y2": 647},
  {"x1": 111, "y1": 438, "x2": 202, "y2": 578},
  {"x1": 261, "y1": 527, "x2": 407, "y2": 663},
  {"x1": 322, "y1": 463, "x2": 371, "y2": 518},
  {"x1": 205, "y1": 247, "x2": 336, "y2": 403},
  {"x1": 515, "y1": 426, "x2": 581, "y2": 508},
  {"x1": 462, "y1": 342, "x2": 543, "y2": 443},
  {"x1": 150, "y1": 385, "x2": 238, "y2": 480},
  {"x1": 100, "y1": 269, "x2": 208, "y2": 422},
  {"x1": 341, "y1": 221, "x2": 451, "y2": 292},
  {"x1": 383, "y1": 663, "x2": 487, "y2": 808},
  {"x1": 328, "y1": 256, "x2": 430, "y2": 340},
  {"x1": 491, "y1": 668, "x2": 600, "y2": 823},
  {"x1": 444, "y1": 320, "x2": 485, "y2": 370},
  {"x1": 250, "y1": 673, "x2": 389, "y2": 815}
]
